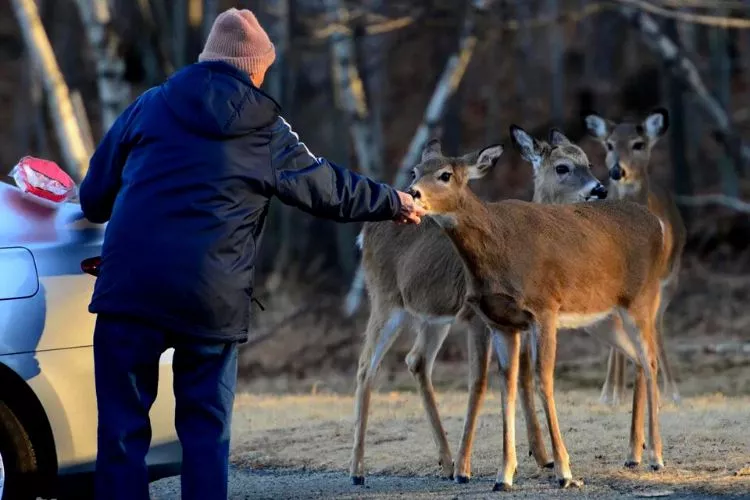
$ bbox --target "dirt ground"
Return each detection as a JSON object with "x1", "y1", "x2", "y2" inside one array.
[{"x1": 150, "y1": 353, "x2": 750, "y2": 499}]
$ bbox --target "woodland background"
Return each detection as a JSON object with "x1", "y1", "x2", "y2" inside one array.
[{"x1": 2, "y1": 0, "x2": 750, "y2": 388}]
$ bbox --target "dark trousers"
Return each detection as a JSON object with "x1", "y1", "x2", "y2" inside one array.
[{"x1": 93, "y1": 314, "x2": 238, "y2": 500}]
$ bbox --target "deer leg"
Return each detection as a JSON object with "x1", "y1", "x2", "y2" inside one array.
[
  {"x1": 519, "y1": 335, "x2": 553, "y2": 469},
  {"x1": 613, "y1": 350, "x2": 627, "y2": 405},
  {"x1": 453, "y1": 321, "x2": 491, "y2": 483},
  {"x1": 599, "y1": 349, "x2": 618, "y2": 405},
  {"x1": 350, "y1": 308, "x2": 408, "y2": 485},
  {"x1": 619, "y1": 307, "x2": 664, "y2": 471},
  {"x1": 490, "y1": 330, "x2": 521, "y2": 492},
  {"x1": 536, "y1": 319, "x2": 583, "y2": 489},
  {"x1": 405, "y1": 321, "x2": 454, "y2": 479},
  {"x1": 656, "y1": 285, "x2": 680, "y2": 405},
  {"x1": 625, "y1": 364, "x2": 646, "y2": 467}
]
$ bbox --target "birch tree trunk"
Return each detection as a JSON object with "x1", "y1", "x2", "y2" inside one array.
[
  {"x1": 11, "y1": 0, "x2": 91, "y2": 181},
  {"x1": 324, "y1": 0, "x2": 381, "y2": 179},
  {"x1": 74, "y1": 0, "x2": 131, "y2": 133},
  {"x1": 344, "y1": 0, "x2": 492, "y2": 316},
  {"x1": 619, "y1": 6, "x2": 746, "y2": 180}
]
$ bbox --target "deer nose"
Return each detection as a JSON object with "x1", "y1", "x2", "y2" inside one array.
[
  {"x1": 408, "y1": 188, "x2": 421, "y2": 200},
  {"x1": 591, "y1": 183, "x2": 608, "y2": 200},
  {"x1": 610, "y1": 164, "x2": 623, "y2": 181}
]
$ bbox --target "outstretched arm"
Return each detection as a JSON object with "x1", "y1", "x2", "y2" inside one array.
[{"x1": 269, "y1": 116, "x2": 422, "y2": 223}]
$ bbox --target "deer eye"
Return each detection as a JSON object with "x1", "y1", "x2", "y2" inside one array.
[
  {"x1": 439, "y1": 171, "x2": 452, "y2": 183},
  {"x1": 411, "y1": 169, "x2": 417, "y2": 180},
  {"x1": 606, "y1": 142, "x2": 614, "y2": 152},
  {"x1": 632, "y1": 141, "x2": 646, "y2": 151},
  {"x1": 555, "y1": 165, "x2": 570, "y2": 175}
]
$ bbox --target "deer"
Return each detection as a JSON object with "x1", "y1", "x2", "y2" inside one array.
[
  {"x1": 403, "y1": 137, "x2": 668, "y2": 491},
  {"x1": 585, "y1": 108, "x2": 686, "y2": 406},
  {"x1": 349, "y1": 127, "x2": 609, "y2": 487}
]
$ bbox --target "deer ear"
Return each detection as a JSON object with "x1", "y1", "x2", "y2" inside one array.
[
  {"x1": 643, "y1": 108, "x2": 669, "y2": 140},
  {"x1": 421, "y1": 139, "x2": 443, "y2": 162},
  {"x1": 510, "y1": 124, "x2": 543, "y2": 170},
  {"x1": 548, "y1": 128, "x2": 571, "y2": 146},
  {"x1": 584, "y1": 114, "x2": 611, "y2": 140},
  {"x1": 464, "y1": 144, "x2": 503, "y2": 180}
]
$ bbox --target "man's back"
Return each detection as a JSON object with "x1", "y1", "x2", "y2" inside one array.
[{"x1": 81, "y1": 61, "x2": 403, "y2": 342}]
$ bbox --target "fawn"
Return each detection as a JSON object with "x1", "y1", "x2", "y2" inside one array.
[
  {"x1": 405, "y1": 138, "x2": 668, "y2": 490},
  {"x1": 585, "y1": 108, "x2": 686, "y2": 405},
  {"x1": 350, "y1": 128, "x2": 607, "y2": 485}
]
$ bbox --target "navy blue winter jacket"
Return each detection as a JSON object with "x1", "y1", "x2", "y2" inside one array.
[{"x1": 79, "y1": 61, "x2": 402, "y2": 342}]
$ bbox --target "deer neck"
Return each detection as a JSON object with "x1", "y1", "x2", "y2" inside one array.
[
  {"x1": 428, "y1": 193, "x2": 505, "y2": 296},
  {"x1": 612, "y1": 175, "x2": 650, "y2": 205}
]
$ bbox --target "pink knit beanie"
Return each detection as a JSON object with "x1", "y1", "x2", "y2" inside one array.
[{"x1": 198, "y1": 8, "x2": 276, "y2": 82}]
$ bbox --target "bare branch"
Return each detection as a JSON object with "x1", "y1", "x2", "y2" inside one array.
[{"x1": 676, "y1": 194, "x2": 750, "y2": 213}]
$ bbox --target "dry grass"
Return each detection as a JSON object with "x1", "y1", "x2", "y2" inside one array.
[{"x1": 230, "y1": 359, "x2": 750, "y2": 497}]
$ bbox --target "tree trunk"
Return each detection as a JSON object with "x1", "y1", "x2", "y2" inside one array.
[
  {"x1": 74, "y1": 0, "x2": 131, "y2": 133},
  {"x1": 709, "y1": 10, "x2": 739, "y2": 196},
  {"x1": 202, "y1": 0, "x2": 219, "y2": 43},
  {"x1": 11, "y1": 0, "x2": 91, "y2": 180},
  {"x1": 662, "y1": 19, "x2": 692, "y2": 206},
  {"x1": 513, "y1": 0, "x2": 532, "y2": 114},
  {"x1": 359, "y1": 0, "x2": 387, "y2": 182},
  {"x1": 547, "y1": 0, "x2": 564, "y2": 126},
  {"x1": 344, "y1": 0, "x2": 492, "y2": 316},
  {"x1": 324, "y1": 0, "x2": 381, "y2": 179},
  {"x1": 172, "y1": 0, "x2": 188, "y2": 69}
]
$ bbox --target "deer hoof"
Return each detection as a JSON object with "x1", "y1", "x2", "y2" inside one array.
[
  {"x1": 624, "y1": 460, "x2": 640, "y2": 469},
  {"x1": 544, "y1": 461, "x2": 555, "y2": 469},
  {"x1": 559, "y1": 478, "x2": 584, "y2": 489},
  {"x1": 650, "y1": 462, "x2": 665, "y2": 472},
  {"x1": 455, "y1": 475, "x2": 470, "y2": 484},
  {"x1": 492, "y1": 482, "x2": 513, "y2": 492},
  {"x1": 351, "y1": 476, "x2": 365, "y2": 486}
]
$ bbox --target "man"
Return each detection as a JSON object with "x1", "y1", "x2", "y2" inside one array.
[{"x1": 78, "y1": 8, "x2": 424, "y2": 500}]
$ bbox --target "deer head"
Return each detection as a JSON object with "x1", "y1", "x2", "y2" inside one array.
[
  {"x1": 407, "y1": 139, "x2": 504, "y2": 216},
  {"x1": 510, "y1": 125, "x2": 607, "y2": 203},
  {"x1": 584, "y1": 108, "x2": 669, "y2": 187}
]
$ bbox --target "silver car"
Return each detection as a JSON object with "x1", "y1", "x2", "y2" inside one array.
[{"x1": 0, "y1": 178, "x2": 181, "y2": 499}]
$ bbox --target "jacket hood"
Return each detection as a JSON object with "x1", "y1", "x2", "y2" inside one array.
[{"x1": 160, "y1": 61, "x2": 280, "y2": 138}]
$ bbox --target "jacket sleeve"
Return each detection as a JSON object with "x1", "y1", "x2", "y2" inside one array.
[
  {"x1": 78, "y1": 94, "x2": 145, "y2": 223},
  {"x1": 268, "y1": 116, "x2": 402, "y2": 222}
]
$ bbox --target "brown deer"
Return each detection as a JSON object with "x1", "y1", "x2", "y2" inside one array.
[
  {"x1": 585, "y1": 108, "x2": 686, "y2": 406},
  {"x1": 405, "y1": 138, "x2": 667, "y2": 491},
  {"x1": 349, "y1": 128, "x2": 608, "y2": 486}
]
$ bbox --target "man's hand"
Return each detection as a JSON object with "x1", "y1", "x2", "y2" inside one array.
[{"x1": 394, "y1": 191, "x2": 427, "y2": 225}]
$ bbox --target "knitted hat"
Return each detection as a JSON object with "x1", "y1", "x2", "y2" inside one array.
[{"x1": 198, "y1": 8, "x2": 276, "y2": 82}]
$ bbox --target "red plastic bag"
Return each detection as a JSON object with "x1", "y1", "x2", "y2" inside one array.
[{"x1": 10, "y1": 156, "x2": 76, "y2": 207}]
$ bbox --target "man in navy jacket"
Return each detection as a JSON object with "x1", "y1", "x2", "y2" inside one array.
[{"x1": 79, "y1": 8, "x2": 424, "y2": 500}]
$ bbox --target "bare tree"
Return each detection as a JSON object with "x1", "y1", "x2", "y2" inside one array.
[
  {"x1": 74, "y1": 0, "x2": 131, "y2": 132},
  {"x1": 11, "y1": 0, "x2": 91, "y2": 180}
]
